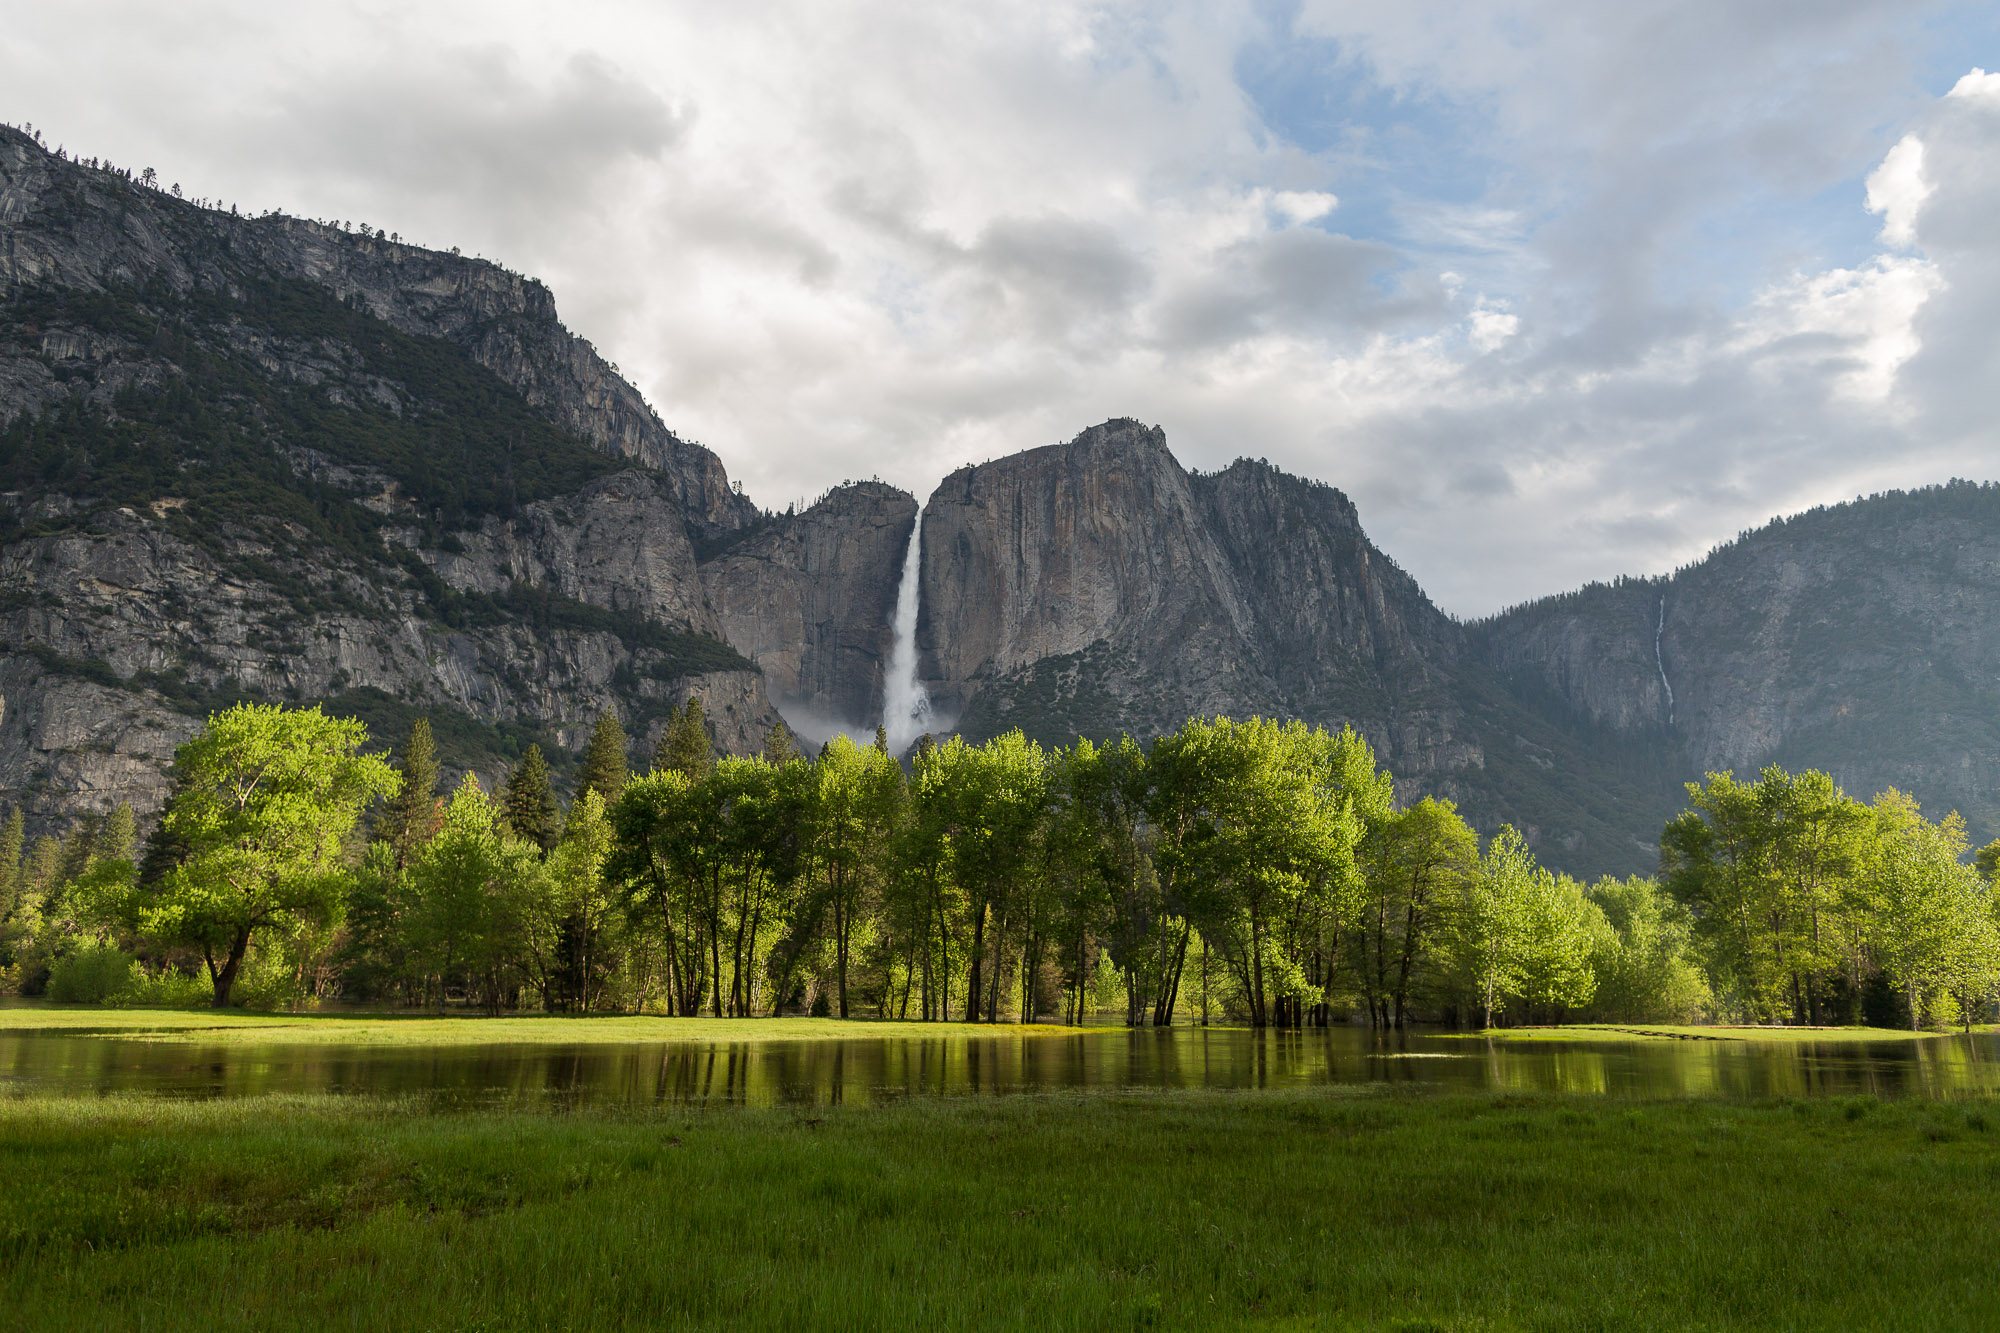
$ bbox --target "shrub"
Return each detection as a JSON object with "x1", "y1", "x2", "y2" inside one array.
[
  {"x1": 44, "y1": 945, "x2": 137, "y2": 1004},
  {"x1": 114, "y1": 967, "x2": 213, "y2": 1008}
]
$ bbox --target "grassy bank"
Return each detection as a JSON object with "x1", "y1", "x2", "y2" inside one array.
[
  {"x1": 1449, "y1": 1024, "x2": 1954, "y2": 1044},
  {"x1": 3, "y1": 1088, "x2": 1998, "y2": 1330},
  {"x1": 0, "y1": 1007, "x2": 1080, "y2": 1046}
]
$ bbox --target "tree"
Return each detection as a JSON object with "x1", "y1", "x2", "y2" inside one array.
[
  {"x1": 1358, "y1": 797, "x2": 1478, "y2": 1027},
  {"x1": 1868, "y1": 791, "x2": 2000, "y2": 1030},
  {"x1": 0, "y1": 808, "x2": 21, "y2": 917},
  {"x1": 762, "y1": 721, "x2": 798, "y2": 767},
  {"x1": 654, "y1": 698, "x2": 713, "y2": 780},
  {"x1": 403, "y1": 776, "x2": 533, "y2": 1012},
  {"x1": 501, "y1": 744, "x2": 562, "y2": 855},
  {"x1": 547, "y1": 788, "x2": 617, "y2": 1011},
  {"x1": 1512, "y1": 870, "x2": 1600, "y2": 1020},
  {"x1": 577, "y1": 710, "x2": 630, "y2": 806},
  {"x1": 1455, "y1": 826, "x2": 1535, "y2": 1028},
  {"x1": 140, "y1": 703, "x2": 396, "y2": 1007},
  {"x1": 377, "y1": 719, "x2": 442, "y2": 871},
  {"x1": 1583, "y1": 876, "x2": 1711, "y2": 1022}
]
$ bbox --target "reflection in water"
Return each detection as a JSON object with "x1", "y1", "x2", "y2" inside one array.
[{"x1": 1, "y1": 1027, "x2": 1996, "y2": 1107}]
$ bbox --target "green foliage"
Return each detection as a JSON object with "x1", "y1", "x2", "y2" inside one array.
[
  {"x1": 500, "y1": 745, "x2": 561, "y2": 854},
  {"x1": 138, "y1": 703, "x2": 397, "y2": 1007},
  {"x1": 653, "y1": 697, "x2": 713, "y2": 780},
  {"x1": 576, "y1": 710, "x2": 630, "y2": 806},
  {"x1": 376, "y1": 718, "x2": 441, "y2": 869},
  {"x1": 43, "y1": 945, "x2": 136, "y2": 1004}
]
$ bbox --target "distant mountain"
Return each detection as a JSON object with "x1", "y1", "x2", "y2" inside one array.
[{"x1": 5, "y1": 126, "x2": 1994, "y2": 878}]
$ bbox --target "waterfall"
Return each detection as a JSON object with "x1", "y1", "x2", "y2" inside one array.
[
  {"x1": 882, "y1": 509, "x2": 933, "y2": 755},
  {"x1": 1655, "y1": 591, "x2": 1675, "y2": 727}
]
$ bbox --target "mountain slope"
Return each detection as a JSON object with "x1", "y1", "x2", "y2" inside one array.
[
  {"x1": 0, "y1": 126, "x2": 779, "y2": 820},
  {"x1": 1475, "y1": 481, "x2": 2000, "y2": 847}
]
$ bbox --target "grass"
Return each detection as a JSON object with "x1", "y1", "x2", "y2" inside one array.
[
  {"x1": 2, "y1": 1087, "x2": 1998, "y2": 1330},
  {"x1": 1448, "y1": 1024, "x2": 1957, "y2": 1044},
  {"x1": 0, "y1": 1006, "x2": 1085, "y2": 1047}
]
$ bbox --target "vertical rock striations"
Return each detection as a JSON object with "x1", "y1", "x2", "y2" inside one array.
[{"x1": 698, "y1": 482, "x2": 917, "y2": 731}]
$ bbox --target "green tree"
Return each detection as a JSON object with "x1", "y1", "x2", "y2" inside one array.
[
  {"x1": 140, "y1": 703, "x2": 396, "y2": 1007},
  {"x1": 1583, "y1": 876, "x2": 1712, "y2": 1022},
  {"x1": 1455, "y1": 826, "x2": 1535, "y2": 1028},
  {"x1": 1358, "y1": 797, "x2": 1478, "y2": 1027},
  {"x1": 377, "y1": 718, "x2": 442, "y2": 871},
  {"x1": 1513, "y1": 871, "x2": 1601, "y2": 1020},
  {"x1": 1868, "y1": 791, "x2": 2000, "y2": 1030},
  {"x1": 0, "y1": 807, "x2": 22, "y2": 917},
  {"x1": 501, "y1": 744, "x2": 562, "y2": 855},
  {"x1": 402, "y1": 776, "x2": 532, "y2": 1012},
  {"x1": 577, "y1": 709, "x2": 630, "y2": 806},
  {"x1": 654, "y1": 698, "x2": 713, "y2": 780},
  {"x1": 762, "y1": 721, "x2": 798, "y2": 767}
]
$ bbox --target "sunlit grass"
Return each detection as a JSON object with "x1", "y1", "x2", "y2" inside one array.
[
  {"x1": 1446, "y1": 1023, "x2": 1963, "y2": 1044},
  {"x1": 2, "y1": 1087, "x2": 1997, "y2": 1330},
  {"x1": 0, "y1": 1005, "x2": 1085, "y2": 1046}
]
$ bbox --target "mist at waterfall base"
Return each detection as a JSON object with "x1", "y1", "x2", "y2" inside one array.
[{"x1": 772, "y1": 509, "x2": 953, "y2": 760}]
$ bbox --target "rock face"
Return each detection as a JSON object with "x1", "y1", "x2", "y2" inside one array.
[
  {"x1": 699, "y1": 483, "x2": 916, "y2": 731},
  {"x1": 0, "y1": 127, "x2": 756, "y2": 541},
  {"x1": 0, "y1": 127, "x2": 780, "y2": 824},
  {"x1": 921, "y1": 420, "x2": 1486, "y2": 789},
  {"x1": 1474, "y1": 482, "x2": 2000, "y2": 837}
]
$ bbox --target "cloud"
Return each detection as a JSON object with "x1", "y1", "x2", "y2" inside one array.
[
  {"x1": 1866, "y1": 136, "x2": 1932, "y2": 246},
  {"x1": 7, "y1": 1, "x2": 1999, "y2": 616}
]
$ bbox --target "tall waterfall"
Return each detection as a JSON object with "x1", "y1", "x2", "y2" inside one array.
[
  {"x1": 881, "y1": 509, "x2": 933, "y2": 756},
  {"x1": 1655, "y1": 591, "x2": 1675, "y2": 727}
]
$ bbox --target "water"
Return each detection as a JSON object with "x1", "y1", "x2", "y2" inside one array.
[
  {"x1": 881, "y1": 508, "x2": 932, "y2": 756},
  {"x1": 4, "y1": 1025, "x2": 1997, "y2": 1108}
]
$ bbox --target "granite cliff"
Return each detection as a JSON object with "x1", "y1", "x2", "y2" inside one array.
[{"x1": 0, "y1": 126, "x2": 781, "y2": 820}]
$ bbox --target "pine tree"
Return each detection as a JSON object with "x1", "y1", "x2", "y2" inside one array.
[
  {"x1": 655, "y1": 696, "x2": 713, "y2": 780},
  {"x1": 874, "y1": 724, "x2": 890, "y2": 755},
  {"x1": 54, "y1": 813, "x2": 102, "y2": 887},
  {"x1": 379, "y1": 718, "x2": 442, "y2": 869},
  {"x1": 502, "y1": 743, "x2": 562, "y2": 853},
  {"x1": 0, "y1": 808, "x2": 22, "y2": 914},
  {"x1": 576, "y1": 709, "x2": 630, "y2": 806},
  {"x1": 762, "y1": 720, "x2": 798, "y2": 766},
  {"x1": 98, "y1": 804, "x2": 137, "y2": 864}
]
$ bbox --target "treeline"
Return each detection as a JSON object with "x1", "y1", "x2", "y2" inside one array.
[{"x1": 1, "y1": 702, "x2": 1995, "y2": 1029}]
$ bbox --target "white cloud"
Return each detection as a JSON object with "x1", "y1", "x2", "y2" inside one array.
[
  {"x1": 5, "y1": 1, "x2": 1999, "y2": 616},
  {"x1": 1866, "y1": 135, "x2": 1932, "y2": 247}
]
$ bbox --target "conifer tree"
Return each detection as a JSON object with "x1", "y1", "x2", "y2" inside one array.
[
  {"x1": 379, "y1": 718, "x2": 442, "y2": 870},
  {"x1": 576, "y1": 709, "x2": 630, "y2": 806},
  {"x1": 655, "y1": 696, "x2": 712, "y2": 780},
  {"x1": 874, "y1": 724, "x2": 890, "y2": 755},
  {"x1": 0, "y1": 808, "x2": 22, "y2": 914},
  {"x1": 502, "y1": 743, "x2": 562, "y2": 854},
  {"x1": 762, "y1": 720, "x2": 798, "y2": 766},
  {"x1": 54, "y1": 813, "x2": 102, "y2": 888},
  {"x1": 98, "y1": 804, "x2": 137, "y2": 864}
]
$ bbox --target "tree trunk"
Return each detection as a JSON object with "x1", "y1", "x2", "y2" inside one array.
[
  {"x1": 210, "y1": 926, "x2": 252, "y2": 1008},
  {"x1": 964, "y1": 901, "x2": 986, "y2": 1022}
]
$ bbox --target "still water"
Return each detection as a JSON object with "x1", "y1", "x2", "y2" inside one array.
[{"x1": 4, "y1": 1025, "x2": 1998, "y2": 1106}]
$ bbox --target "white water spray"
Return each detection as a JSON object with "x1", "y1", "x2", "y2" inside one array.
[
  {"x1": 1655, "y1": 591, "x2": 1675, "y2": 727},
  {"x1": 882, "y1": 510, "x2": 933, "y2": 755}
]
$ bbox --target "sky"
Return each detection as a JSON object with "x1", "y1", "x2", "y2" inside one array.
[{"x1": 6, "y1": 1, "x2": 2000, "y2": 616}]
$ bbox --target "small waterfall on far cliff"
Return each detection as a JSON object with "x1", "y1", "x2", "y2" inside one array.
[{"x1": 882, "y1": 509, "x2": 933, "y2": 755}]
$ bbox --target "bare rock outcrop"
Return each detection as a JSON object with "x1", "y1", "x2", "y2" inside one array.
[{"x1": 699, "y1": 482, "x2": 916, "y2": 730}]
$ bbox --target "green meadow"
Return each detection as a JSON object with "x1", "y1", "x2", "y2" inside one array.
[{"x1": 3, "y1": 1079, "x2": 1998, "y2": 1331}]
